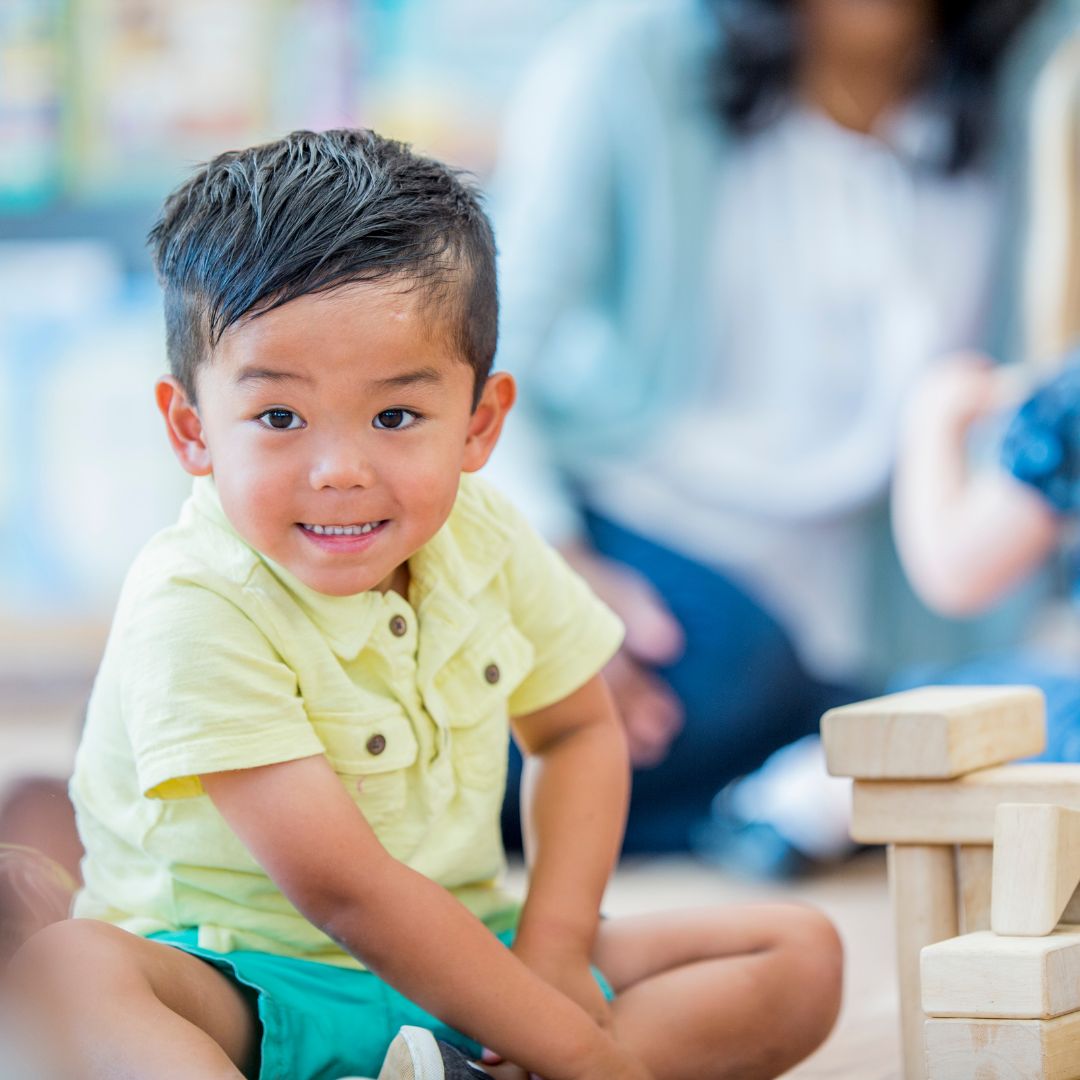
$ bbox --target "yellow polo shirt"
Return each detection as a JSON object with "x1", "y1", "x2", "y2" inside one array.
[{"x1": 71, "y1": 473, "x2": 623, "y2": 967}]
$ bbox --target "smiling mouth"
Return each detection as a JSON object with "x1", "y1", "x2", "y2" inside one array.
[{"x1": 300, "y1": 521, "x2": 386, "y2": 536}]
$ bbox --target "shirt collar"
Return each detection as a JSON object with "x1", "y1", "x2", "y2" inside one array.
[
  {"x1": 409, "y1": 475, "x2": 517, "y2": 601},
  {"x1": 189, "y1": 476, "x2": 381, "y2": 658},
  {"x1": 188, "y1": 474, "x2": 517, "y2": 660}
]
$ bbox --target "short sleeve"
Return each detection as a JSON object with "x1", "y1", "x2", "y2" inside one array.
[
  {"x1": 1000, "y1": 361, "x2": 1080, "y2": 513},
  {"x1": 498, "y1": 505, "x2": 625, "y2": 717},
  {"x1": 119, "y1": 580, "x2": 325, "y2": 799}
]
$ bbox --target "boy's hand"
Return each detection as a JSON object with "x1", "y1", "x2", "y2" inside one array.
[
  {"x1": 480, "y1": 937, "x2": 630, "y2": 1077},
  {"x1": 510, "y1": 937, "x2": 612, "y2": 1031},
  {"x1": 577, "y1": 1040, "x2": 652, "y2": 1080},
  {"x1": 482, "y1": 1037, "x2": 650, "y2": 1080}
]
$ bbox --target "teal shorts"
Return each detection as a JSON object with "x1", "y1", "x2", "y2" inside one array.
[{"x1": 150, "y1": 928, "x2": 615, "y2": 1080}]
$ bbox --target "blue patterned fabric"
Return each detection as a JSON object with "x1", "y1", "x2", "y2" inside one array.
[
  {"x1": 1001, "y1": 357, "x2": 1080, "y2": 512},
  {"x1": 901, "y1": 359, "x2": 1080, "y2": 760}
]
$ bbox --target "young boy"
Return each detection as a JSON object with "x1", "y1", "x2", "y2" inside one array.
[{"x1": 7, "y1": 129, "x2": 842, "y2": 1080}]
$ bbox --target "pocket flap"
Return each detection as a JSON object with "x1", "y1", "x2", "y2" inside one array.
[
  {"x1": 309, "y1": 709, "x2": 419, "y2": 773},
  {"x1": 434, "y1": 621, "x2": 534, "y2": 728}
]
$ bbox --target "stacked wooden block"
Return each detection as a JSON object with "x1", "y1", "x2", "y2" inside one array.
[
  {"x1": 821, "y1": 685, "x2": 1080, "y2": 1079},
  {"x1": 920, "y1": 801, "x2": 1080, "y2": 1079}
]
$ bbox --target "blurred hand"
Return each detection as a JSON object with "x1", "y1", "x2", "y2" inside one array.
[
  {"x1": 602, "y1": 651, "x2": 683, "y2": 768},
  {"x1": 559, "y1": 543, "x2": 685, "y2": 767},
  {"x1": 907, "y1": 352, "x2": 1026, "y2": 439}
]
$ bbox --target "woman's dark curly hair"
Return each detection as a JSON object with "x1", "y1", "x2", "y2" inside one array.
[{"x1": 711, "y1": 0, "x2": 1046, "y2": 173}]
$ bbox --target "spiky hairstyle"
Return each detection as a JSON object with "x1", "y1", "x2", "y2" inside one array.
[{"x1": 148, "y1": 128, "x2": 497, "y2": 404}]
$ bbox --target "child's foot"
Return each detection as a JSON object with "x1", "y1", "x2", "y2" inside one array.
[{"x1": 377, "y1": 1026, "x2": 490, "y2": 1079}]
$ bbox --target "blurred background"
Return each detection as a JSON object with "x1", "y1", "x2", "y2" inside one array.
[
  {"x1": 0, "y1": 0, "x2": 581, "y2": 612},
  {"x1": 8, "y1": 5, "x2": 1080, "y2": 1070},
  {"x1": 0, "y1": 0, "x2": 581, "y2": 786}
]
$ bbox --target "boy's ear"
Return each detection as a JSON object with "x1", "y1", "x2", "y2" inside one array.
[
  {"x1": 156, "y1": 376, "x2": 213, "y2": 476},
  {"x1": 462, "y1": 372, "x2": 516, "y2": 473}
]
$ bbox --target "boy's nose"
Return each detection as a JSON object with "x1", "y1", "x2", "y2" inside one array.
[{"x1": 309, "y1": 445, "x2": 377, "y2": 490}]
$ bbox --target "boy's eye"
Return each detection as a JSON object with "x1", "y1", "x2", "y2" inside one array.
[
  {"x1": 373, "y1": 409, "x2": 419, "y2": 430},
  {"x1": 257, "y1": 409, "x2": 304, "y2": 431}
]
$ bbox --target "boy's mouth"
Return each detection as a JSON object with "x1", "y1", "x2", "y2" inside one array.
[{"x1": 300, "y1": 521, "x2": 386, "y2": 537}]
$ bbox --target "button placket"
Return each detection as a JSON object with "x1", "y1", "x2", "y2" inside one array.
[{"x1": 384, "y1": 601, "x2": 418, "y2": 687}]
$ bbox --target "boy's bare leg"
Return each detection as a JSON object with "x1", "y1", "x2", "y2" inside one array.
[
  {"x1": 6, "y1": 918, "x2": 259, "y2": 1079},
  {"x1": 595, "y1": 903, "x2": 843, "y2": 1080}
]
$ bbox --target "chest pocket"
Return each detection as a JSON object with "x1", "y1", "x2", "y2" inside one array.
[
  {"x1": 433, "y1": 620, "x2": 533, "y2": 789},
  {"x1": 309, "y1": 708, "x2": 418, "y2": 826}
]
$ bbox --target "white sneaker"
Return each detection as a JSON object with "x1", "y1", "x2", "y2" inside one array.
[{"x1": 376, "y1": 1026, "x2": 489, "y2": 1080}]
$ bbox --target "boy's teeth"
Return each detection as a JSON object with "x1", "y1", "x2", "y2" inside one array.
[{"x1": 304, "y1": 522, "x2": 379, "y2": 536}]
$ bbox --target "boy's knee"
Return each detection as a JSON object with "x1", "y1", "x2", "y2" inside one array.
[
  {"x1": 9, "y1": 918, "x2": 143, "y2": 997},
  {"x1": 776, "y1": 906, "x2": 844, "y2": 1034}
]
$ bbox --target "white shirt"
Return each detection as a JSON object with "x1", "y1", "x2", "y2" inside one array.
[{"x1": 576, "y1": 104, "x2": 999, "y2": 679}]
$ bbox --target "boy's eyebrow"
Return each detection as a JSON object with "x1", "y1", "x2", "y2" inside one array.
[
  {"x1": 235, "y1": 366, "x2": 314, "y2": 387},
  {"x1": 367, "y1": 367, "x2": 443, "y2": 391},
  {"x1": 233, "y1": 365, "x2": 444, "y2": 390}
]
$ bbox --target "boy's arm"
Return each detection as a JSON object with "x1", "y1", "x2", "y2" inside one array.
[
  {"x1": 510, "y1": 673, "x2": 629, "y2": 1021},
  {"x1": 893, "y1": 354, "x2": 1060, "y2": 616},
  {"x1": 202, "y1": 756, "x2": 644, "y2": 1080}
]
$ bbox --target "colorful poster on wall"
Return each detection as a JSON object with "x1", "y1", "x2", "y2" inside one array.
[
  {"x1": 68, "y1": 0, "x2": 280, "y2": 200},
  {"x1": 0, "y1": 0, "x2": 65, "y2": 210},
  {"x1": 353, "y1": 0, "x2": 581, "y2": 174}
]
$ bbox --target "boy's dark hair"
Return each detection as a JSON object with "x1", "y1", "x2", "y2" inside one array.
[
  {"x1": 710, "y1": 0, "x2": 1046, "y2": 174},
  {"x1": 148, "y1": 129, "x2": 497, "y2": 405}
]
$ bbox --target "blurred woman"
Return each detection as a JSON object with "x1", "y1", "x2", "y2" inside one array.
[{"x1": 489, "y1": 0, "x2": 1056, "y2": 860}]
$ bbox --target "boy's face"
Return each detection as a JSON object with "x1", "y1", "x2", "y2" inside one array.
[{"x1": 157, "y1": 282, "x2": 513, "y2": 596}]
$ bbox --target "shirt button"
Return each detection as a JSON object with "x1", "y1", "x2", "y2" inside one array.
[
  {"x1": 389, "y1": 614, "x2": 407, "y2": 637},
  {"x1": 366, "y1": 734, "x2": 387, "y2": 756},
  {"x1": 484, "y1": 663, "x2": 500, "y2": 685}
]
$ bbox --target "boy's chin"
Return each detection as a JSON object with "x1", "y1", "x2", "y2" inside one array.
[
  {"x1": 295, "y1": 571, "x2": 388, "y2": 597},
  {"x1": 288, "y1": 559, "x2": 404, "y2": 597}
]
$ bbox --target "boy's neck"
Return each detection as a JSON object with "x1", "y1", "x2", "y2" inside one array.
[{"x1": 383, "y1": 562, "x2": 411, "y2": 599}]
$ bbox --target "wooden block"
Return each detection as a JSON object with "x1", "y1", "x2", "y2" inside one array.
[
  {"x1": 922, "y1": 929, "x2": 1080, "y2": 1019},
  {"x1": 822, "y1": 686, "x2": 1045, "y2": 780},
  {"x1": 851, "y1": 765, "x2": 1080, "y2": 845},
  {"x1": 957, "y1": 845, "x2": 993, "y2": 934},
  {"x1": 1063, "y1": 882, "x2": 1080, "y2": 924},
  {"x1": 891, "y1": 844, "x2": 959, "y2": 1080},
  {"x1": 925, "y1": 1011, "x2": 1080, "y2": 1079},
  {"x1": 993, "y1": 804, "x2": 1080, "y2": 936}
]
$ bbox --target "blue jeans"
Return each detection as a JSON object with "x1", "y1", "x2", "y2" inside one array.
[{"x1": 501, "y1": 514, "x2": 864, "y2": 853}]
